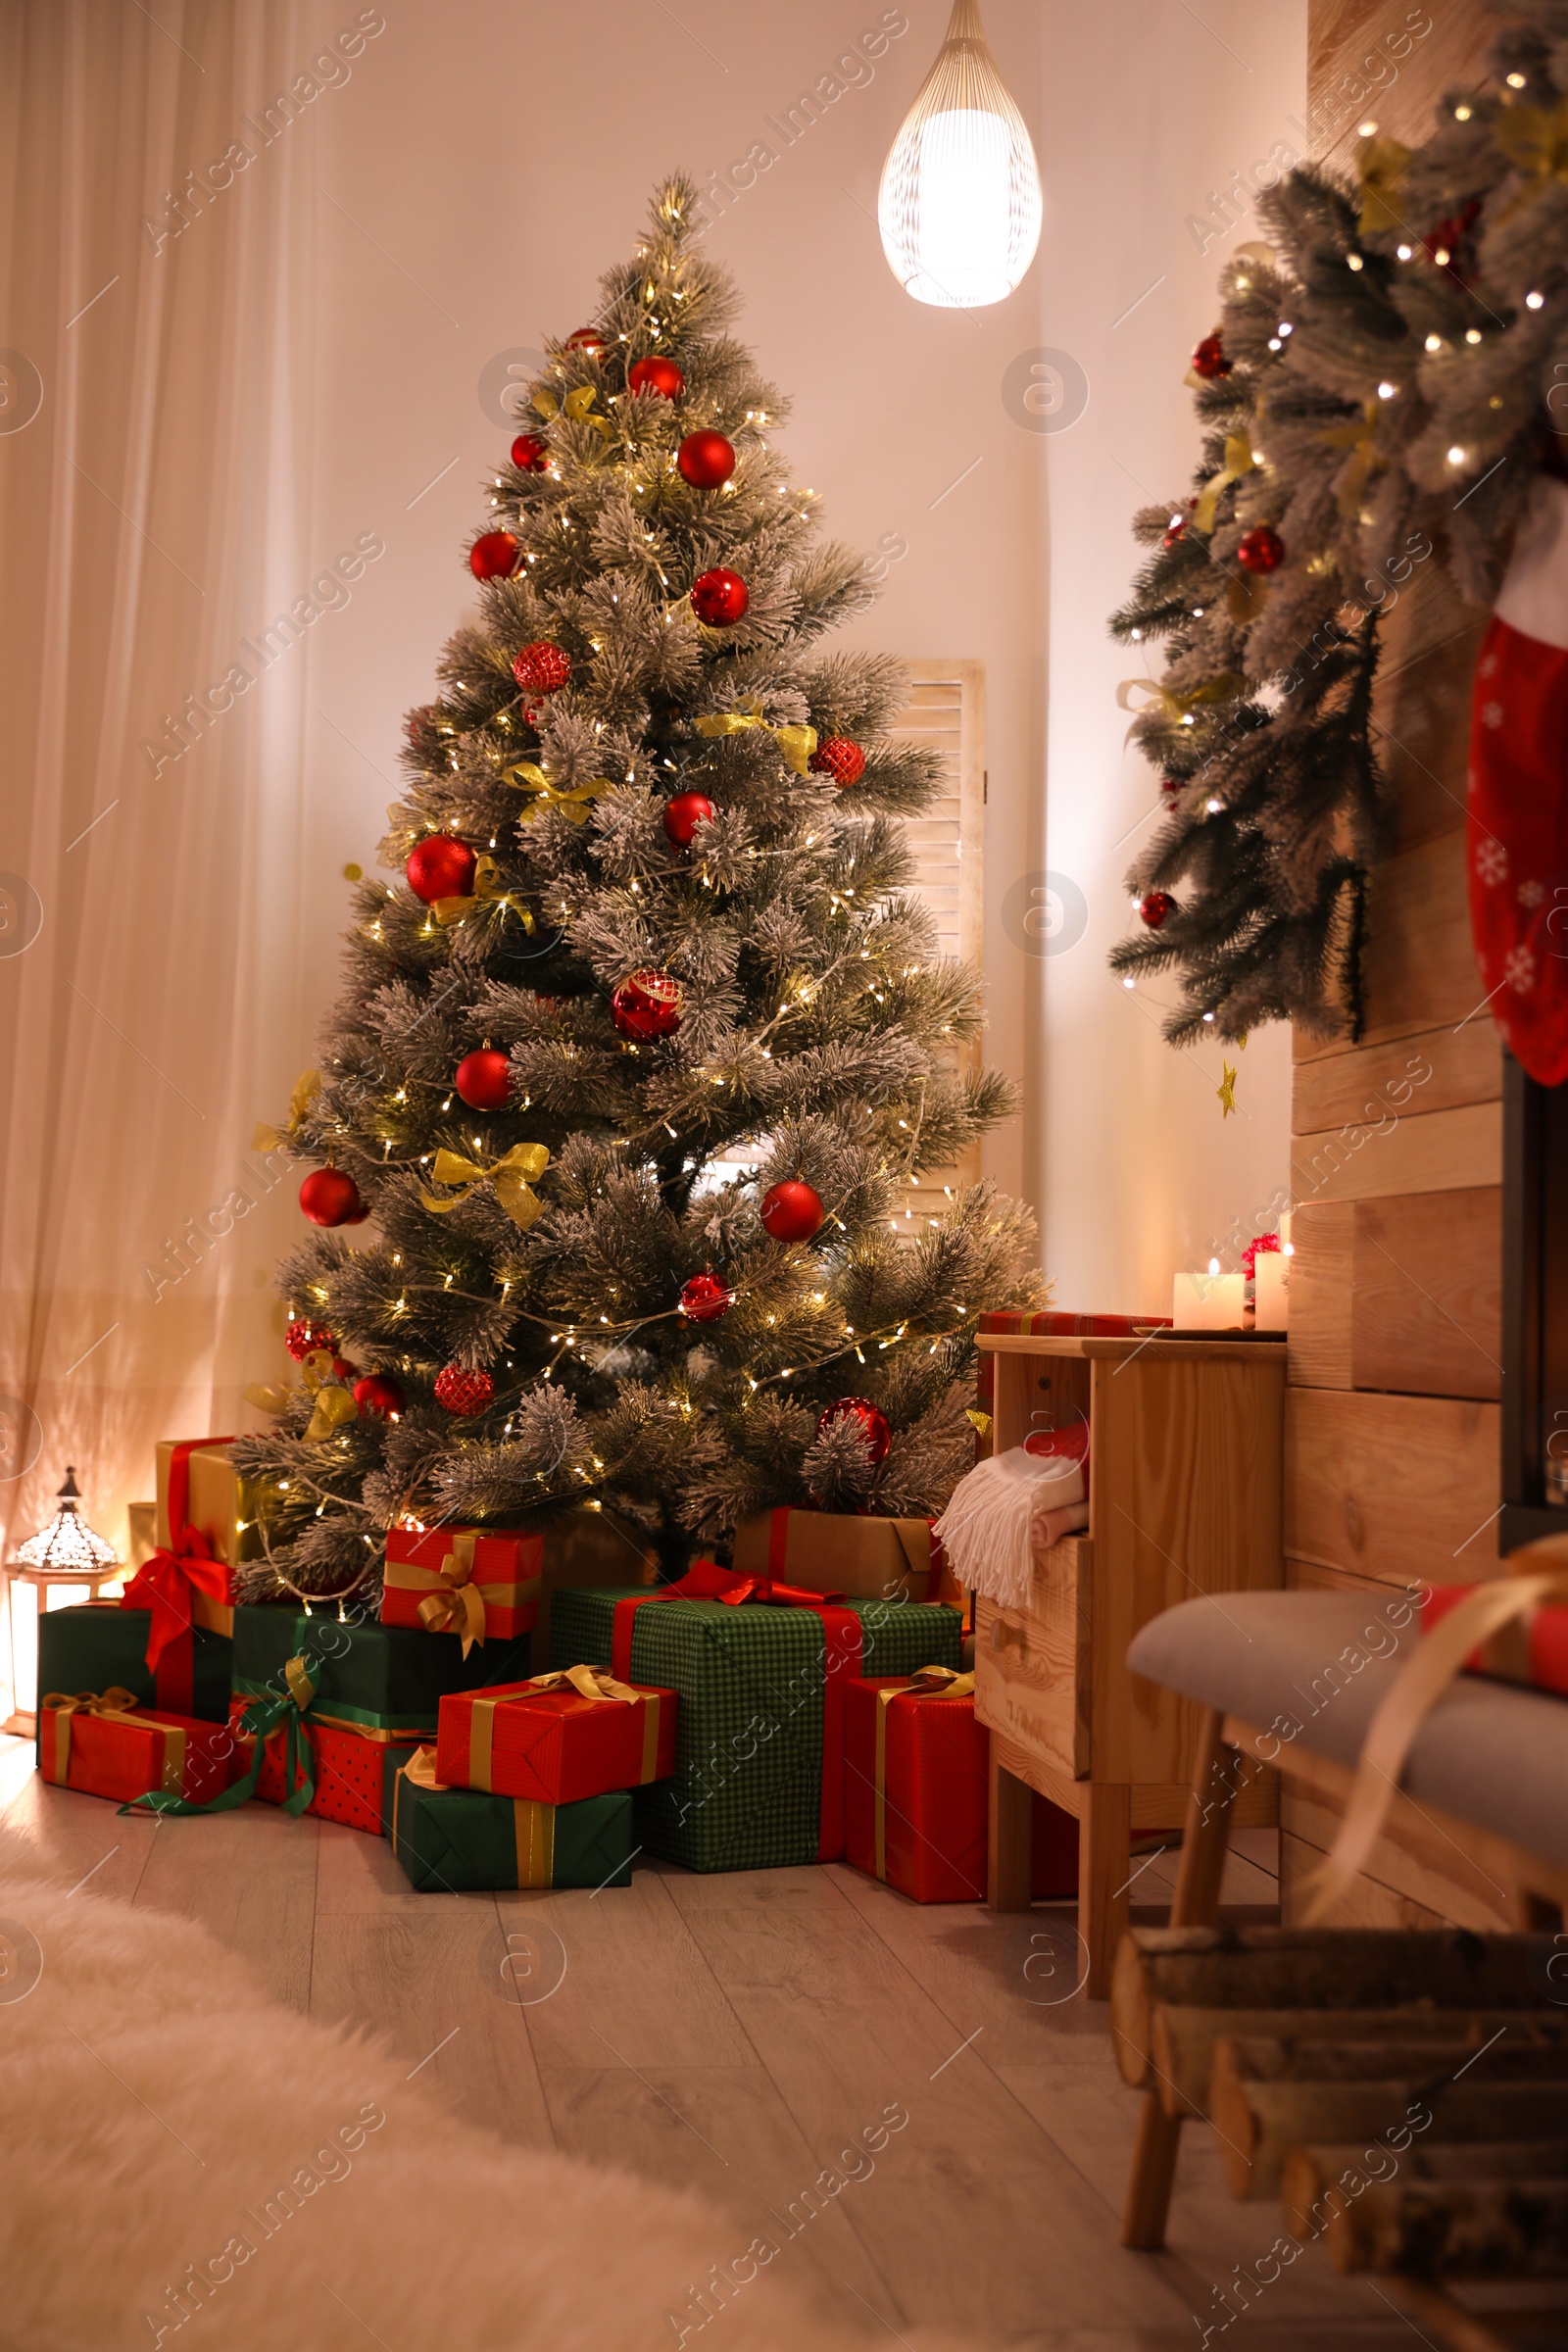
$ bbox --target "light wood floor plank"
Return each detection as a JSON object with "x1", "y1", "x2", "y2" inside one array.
[
  {"x1": 2, "y1": 1774, "x2": 159, "y2": 1906},
  {"x1": 135, "y1": 1798, "x2": 319, "y2": 2010}
]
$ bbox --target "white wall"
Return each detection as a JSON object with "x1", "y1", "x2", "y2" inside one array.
[{"x1": 300, "y1": 0, "x2": 1306, "y2": 1315}]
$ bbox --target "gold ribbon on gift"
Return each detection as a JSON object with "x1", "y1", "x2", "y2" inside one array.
[
  {"x1": 1193, "y1": 431, "x2": 1262, "y2": 536},
  {"x1": 1356, "y1": 134, "x2": 1411, "y2": 235},
  {"x1": 1317, "y1": 397, "x2": 1384, "y2": 522},
  {"x1": 1115, "y1": 671, "x2": 1244, "y2": 744},
  {"x1": 463, "y1": 1668, "x2": 662, "y2": 1790},
  {"x1": 531, "y1": 382, "x2": 612, "y2": 443},
  {"x1": 871, "y1": 1666, "x2": 975, "y2": 1883},
  {"x1": 692, "y1": 707, "x2": 818, "y2": 778},
  {"x1": 527, "y1": 1663, "x2": 644, "y2": 1704},
  {"x1": 396, "y1": 1531, "x2": 540, "y2": 1656},
  {"x1": 252, "y1": 1067, "x2": 321, "y2": 1152},
  {"x1": 1302, "y1": 1547, "x2": 1568, "y2": 1925},
  {"x1": 397, "y1": 1741, "x2": 558, "y2": 1884},
  {"x1": 432, "y1": 851, "x2": 535, "y2": 931},
  {"x1": 1494, "y1": 95, "x2": 1568, "y2": 215},
  {"x1": 419, "y1": 1140, "x2": 550, "y2": 1230},
  {"x1": 501, "y1": 761, "x2": 611, "y2": 826},
  {"x1": 40, "y1": 1688, "x2": 185, "y2": 1791}
]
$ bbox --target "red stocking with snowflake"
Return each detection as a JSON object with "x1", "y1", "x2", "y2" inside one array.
[{"x1": 1468, "y1": 474, "x2": 1568, "y2": 1084}]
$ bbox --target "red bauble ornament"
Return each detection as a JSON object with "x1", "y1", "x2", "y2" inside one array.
[
  {"x1": 1236, "y1": 525, "x2": 1285, "y2": 575},
  {"x1": 512, "y1": 640, "x2": 571, "y2": 694},
  {"x1": 468, "y1": 530, "x2": 518, "y2": 581},
  {"x1": 677, "y1": 430, "x2": 736, "y2": 489},
  {"x1": 1191, "y1": 332, "x2": 1232, "y2": 380},
  {"x1": 629, "y1": 356, "x2": 685, "y2": 400},
  {"x1": 662, "y1": 790, "x2": 714, "y2": 847},
  {"x1": 434, "y1": 1365, "x2": 494, "y2": 1416},
  {"x1": 1140, "y1": 890, "x2": 1178, "y2": 928},
  {"x1": 808, "y1": 737, "x2": 866, "y2": 788},
  {"x1": 611, "y1": 968, "x2": 684, "y2": 1041},
  {"x1": 511, "y1": 432, "x2": 549, "y2": 471},
  {"x1": 564, "y1": 326, "x2": 607, "y2": 354},
  {"x1": 407, "y1": 835, "x2": 477, "y2": 905},
  {"x1": 285, "y1": 1318, "x2": 336, "y2": 1362},
  {"x1": 454, "y1": 1049, "x2": 513, "y2": 1110},
  {"x1": 678, "y1": 1272, "x2": 732, "y2": 1324},
  {"x1": 299, "y1": 1168, "x2": 364, "y2": 1228},
  {"x1": 760, "y1": 1178, "x2": 823, "y2": 1243},
  {"x1": 331, "y1": 1355, "x2": 359, "y2": 1381},
  {"x1": 353, "y1": 1373, "x2": 405, "y2": 1419},
  {"x1": 690, "y1": 567, "x2": 748, "y2": 626},
  {"x1": 816, "y1": 1396, "x2": 892, "y2": 1467}
]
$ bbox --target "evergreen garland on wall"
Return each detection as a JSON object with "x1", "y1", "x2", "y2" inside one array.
[{"x1": 1109, "y1": 1, "x2": 1568, "y2": 1045}]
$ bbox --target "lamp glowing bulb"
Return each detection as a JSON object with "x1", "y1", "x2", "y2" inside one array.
[{"x1": 878, "y1": 0, "x2": 1042, "y2": 309}]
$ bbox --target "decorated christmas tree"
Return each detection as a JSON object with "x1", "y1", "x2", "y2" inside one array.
[{"x1": 236, "y1": 173, "x2": 1042, "y2": 1604}]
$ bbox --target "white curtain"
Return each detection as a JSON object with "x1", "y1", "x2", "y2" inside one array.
[{"x1": 0, "y1": 0, "x2": 320, "y2": 1608}]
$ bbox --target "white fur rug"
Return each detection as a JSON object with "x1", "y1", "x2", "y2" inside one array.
[{"x1": 0, "y1": 1828, "x2": 944, "y2": 2352}]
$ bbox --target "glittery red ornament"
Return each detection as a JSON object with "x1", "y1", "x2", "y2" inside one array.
[
  {"x1": 513, "y1": 640, "x2": 571, "y2": 694},
  {"x1": 468, "y1": 530, "x2": 518, "y2": 580},
  {"x1": 629, "y1": 356, "x2": 685, "y2": 400},
  {"x1": 353, "y1": 1373, "x2": 404, "y2": 1418},
  {"x1": 677, "y1": 430, "x2": 736, "y2": 489},
  {"x1": 1140, "y1": 890, "x2": 1178, "y2": 928},
  {"x1": 678, "y1": 1272, "x2": 732, "y2": 1323},
  {"x1": 299, "y1": 1168, "x2": 364, "y2": 1228},
  {"x1": 816, "y1": 1396, "x2": 891, "y2": 1466},
  {"x1": 285, "y1": 1318, "x2": 336, "y2": 1362},
  {"x1": 407, "y1": 835, "x2": 477, "y2": 905},
  {"x1": 760, "y1": 1178, "x2": 823, "y2": 1243},
  {"x1": 611, "y1": 968, "x2": 683, "y2": 1041},
  {"x1": 511, "y1": 432, "x2": 549, "y2": 471},
  {"x1": 808, "y1": 737, "x2": 866, "y2": 788},
  {"x1": 434, "y1": 1366, "x2": 494, "y2": 1416},
  {"x1": 1237, "y1": 525, "x2": 1284, "y2": 574},
  {"x1": 690, "y1": 568, "x2": 748, "y2": 626},
  {"x1": 454, "y1": 1049, "x2": 513, "y2": 1110},
  {"x1": 564, "y1": 326, "x2": 607, "y2": 354},
  {"x1": 1191, "y1": 332, "x2": 1232, "y2": 380},
  {"x1": 662, "y1": 790, "x2": 714, "y2": 847}
]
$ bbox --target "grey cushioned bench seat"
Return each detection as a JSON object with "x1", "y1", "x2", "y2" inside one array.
[{"x1": 1127, "y1": 1590, "x2": 1568, "y2": 1869}]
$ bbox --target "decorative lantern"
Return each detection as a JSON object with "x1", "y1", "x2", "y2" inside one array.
[
  {"x1": 4, "y1": 1468, "x2": 120, "y2": 1735},
  {"x1": 877, "y1": 0, "x2": 1042, "y2": 310}
]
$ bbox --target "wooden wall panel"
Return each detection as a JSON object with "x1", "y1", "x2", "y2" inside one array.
[
  {"x1": 1292, "y1": 1019, "x2": 1500, "y2": 1127},
  {"x1": 1350, "y1": 1187, "x2": 1502, "y2": 1400},
  {"x1": 1286, "y1": 1202, "x2": 1353, "y2": 1390},
  {"x1": 1358, "y1": 832, "x2": 1479, "y2": 1042},
  {"x1": 1291, "y1": 1098, "x2": 1500, "y2": 1205},
  {"x1": 1286, "y1": 1389, "x2": 1500, "y2": 1589}
]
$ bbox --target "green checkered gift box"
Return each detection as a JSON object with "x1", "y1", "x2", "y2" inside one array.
[
  {"x1": 383, "y1": 1746, "x2": 635, "y2": 1890},
  {"x1": 550, "y1": 1560, "x2": 962, "y2": 1873}
]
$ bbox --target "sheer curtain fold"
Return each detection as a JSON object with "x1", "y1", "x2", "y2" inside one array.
[{"x1": 0, "y1": 0, "x2": 317, "y2": 1599}]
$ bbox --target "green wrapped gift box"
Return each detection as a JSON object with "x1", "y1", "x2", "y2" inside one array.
[
  {"x1": 550, "y1": 1570, "x2": 963, "y2": 1873},
  {"x1": 36, "y1": 1603, "x2": 231, "y2": 1732},
  {"x1": 382, "y1": 1748, "x2": 634, "y2": 1890},
  {"x1": 232, "y1": 1604, "x2": 534, "y2": 1736}
]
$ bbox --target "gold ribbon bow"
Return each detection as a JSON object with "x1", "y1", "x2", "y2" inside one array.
[
  {"x1": 1494, "y1": 95, "x2": 1568, "y2": 213},
  {"x1": 502, "y1": 761, "x2": 611, "y2": 825},
  {"x1": 1356, "y1": 134, "x2": 1411, "y2": 236},
  {"x1": 531, "y1": 382, "x2": 612, "y2": 442},
  {"x1": 1304, "y1": 1547, "x2": 1568, "y2": 1924},
  {"x1": 401, "y1": 1743, "x2": 446, "y2": 1791},
  {"x1": 419, "y1": 1141, "x2": 550, "y2": 1229},
  {"x1": 252, "y1": 1067, "x2": 321, "y2": 1152},
  {"x1": 41, "y1": 1687, "x2": 151, "y2": 1788},
  {"x1": 432, "y1": 852, "x2": 533, "y2": 930},
  {"x1": 1115, "y1": 672, "x2": 1243, "y2": 743},
  {"x1": 693, "y1": 708, "x2": 818, "y2": 777},
  {"x1": 416, "y1": 1532, "x2": 488, "y2": 1653},
  {"x1": 526, "y1": 1663, "x2": 644, "y2": 1704},
  {"x1": 1193, "y1": 430, "x2": 1261, "y2": 536},
  {"x1": 897, "y1": 1665, "x2": 977, "y2": 1698},
  {"x1": 244, "y1": 1348, "x2": 358, "y2": 1440},
  {"x1": 1317, "y1": 397, "x2": 1384, "y2": 521}
]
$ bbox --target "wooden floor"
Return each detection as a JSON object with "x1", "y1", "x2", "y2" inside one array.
[{"x1": 0, "y1": 1738, "x2": 1443, "y2": 2350}]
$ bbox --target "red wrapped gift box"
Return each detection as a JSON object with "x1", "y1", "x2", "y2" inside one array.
[
  {"x1": 381, "y1": 1526, "x2": 543, "y2": 1652},
  {"x1": 228, "y1": 1695, "x2": 413, "y2": 1835},
  {"x1": 1421, "y1": 1582, "x2": 1568, "y2": 1697},
  {"x1": 40, "y1": 1690, "x2": 237, "y2": 1807},
  {"x1": 119, "y1": 1436, "x2": 241, "y2": 1698},
  {"x1": 844, "y1": 1671, "x2": 1081, "y2": 1904},
  {"x1": 435, "y1": 1666, "x2": 677, "y2": 1804}
]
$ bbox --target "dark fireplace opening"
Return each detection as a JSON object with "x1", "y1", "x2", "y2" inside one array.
[{"x1": 1502, "y1": 1055, "x2": 1568, "y2": 1550}]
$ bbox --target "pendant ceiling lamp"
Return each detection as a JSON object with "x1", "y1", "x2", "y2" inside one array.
[{"x1": 877, "y1": 0, "x2": 1042, "y2": 310}]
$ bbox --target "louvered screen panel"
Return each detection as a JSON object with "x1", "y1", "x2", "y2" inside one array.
[{"x1": 884, "y1": 660, "x2": 985, "y2": 1239}]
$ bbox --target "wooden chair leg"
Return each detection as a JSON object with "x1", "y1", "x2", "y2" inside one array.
[
  {"x1": 987, "y1": 1746, "x2": 1033, "y2": 1911},
  {"x1": 1119, "y1": 1709, "x2": 1240, "y2": 2250},
  {"x1": 1080, "y1": 1782, "x2": 1132, "y2": 1999}
]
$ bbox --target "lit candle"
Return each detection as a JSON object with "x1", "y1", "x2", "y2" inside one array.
[{"x1": 1173, "y1": 1258, "x2": 1245, "y2": 1330}]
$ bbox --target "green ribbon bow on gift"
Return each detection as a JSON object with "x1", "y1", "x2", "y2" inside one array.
[{"x1": 122, "y1": 1655, "x2": 318, "y2": 1819}]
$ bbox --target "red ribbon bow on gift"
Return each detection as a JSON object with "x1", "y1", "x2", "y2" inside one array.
[
  {"x1": 660, "y1": 1559, "x2": 847, "y2": 1608},
  {"x1": 121, "y1": 1438, "x2": 236, "y2": 1672}
]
